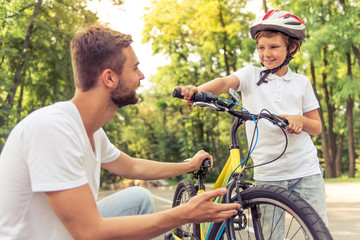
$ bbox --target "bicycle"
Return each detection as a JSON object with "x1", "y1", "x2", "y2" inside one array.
[{"x1": 165, "y1": 88, "x2": 332, "y2": 240}]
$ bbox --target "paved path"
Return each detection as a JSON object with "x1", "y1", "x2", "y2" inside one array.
[
  {"x1": 99, "y1": 182, "x2": 360, "y2": 240},
  {"x1": 324, "y1": 182, "x2": 360, "y2": 240}
]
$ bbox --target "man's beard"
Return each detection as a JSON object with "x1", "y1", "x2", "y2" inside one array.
[{"x1": 110, "y1": 81, "x2": 138, "y2": 108}]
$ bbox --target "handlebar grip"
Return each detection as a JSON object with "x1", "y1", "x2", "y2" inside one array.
[
  {"x1": 201, "y1": 158, "x2": 212, "y2": 168},
  {"x1": 173, "y1": 89, "x2": 218, "y2": 102},
  {"x1": 272, "y1": 115, "x2": 289, "y2": 129},
  {"x1": 173, "y1": 88, "x2": 184, "y2": 99}
]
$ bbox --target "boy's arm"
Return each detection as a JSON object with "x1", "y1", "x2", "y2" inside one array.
[
  {"x1": 280, "y1": 109, "x2": 322, "y2": 136},
  {"x1": 45, "y1": 184, "x2": 240, "y2": 240},
  {"x1": 177, "y1": 75, "x2": 240, "y2": 101}
]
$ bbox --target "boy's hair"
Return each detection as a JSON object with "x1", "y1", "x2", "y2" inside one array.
[
  {"x1": 255, "y1": 30, "x2": 302, "y2": 57},
  {"x1": 70, "y1": 26, "x2": 133, "y2": 91}
]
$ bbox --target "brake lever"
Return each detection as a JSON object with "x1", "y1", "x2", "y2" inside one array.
[
  {"x1": 193, "y1": 102, "x2": 220, "y2": 110},
  {"x1": 272, "y1": 115, "x2": 289, "y2": 130}
]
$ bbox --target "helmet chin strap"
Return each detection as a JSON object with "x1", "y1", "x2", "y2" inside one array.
[{"x1": 256, "y1": 47, "x2": 293, "y2": 86}]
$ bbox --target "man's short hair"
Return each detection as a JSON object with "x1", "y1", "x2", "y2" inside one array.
[{"x1": 70, "y1": 26, "x2": 133, "y2": 91}]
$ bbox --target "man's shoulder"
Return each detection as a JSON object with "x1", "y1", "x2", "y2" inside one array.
[
  {"x1": 27, "y1": 101, "x2": 76, "y2": 121},
  {"x1": 17, "y1": 101, "x2": 80, "y2": 134}
]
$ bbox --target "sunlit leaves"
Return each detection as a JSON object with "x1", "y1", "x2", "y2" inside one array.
[{"x1": 0, "y1": 0, "x2": 100, "y2": 148}]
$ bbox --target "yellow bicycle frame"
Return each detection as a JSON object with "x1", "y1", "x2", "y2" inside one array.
[{"x1": 171, "y1": 147, "x2": 242, "y2": 240}]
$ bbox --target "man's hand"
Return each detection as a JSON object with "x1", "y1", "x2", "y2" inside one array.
[
  {"x1": 186, "y1": 150, "x2": 214, "y2": 173},
  {"x1": 182, "y1": 188, "x2": 240, "y2": 224}
]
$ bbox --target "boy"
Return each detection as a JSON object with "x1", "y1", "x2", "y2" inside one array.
[{"x1": 178, "y1": 10, "x2": 328, "y2": 226}]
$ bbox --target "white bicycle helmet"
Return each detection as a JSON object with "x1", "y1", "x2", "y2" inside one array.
[
  {"x1": 250, "y1": 10, "x2": 306, "y2": 86},
  {"x1": 250, "y1": 10, "x2": 306, "y2": 41}
]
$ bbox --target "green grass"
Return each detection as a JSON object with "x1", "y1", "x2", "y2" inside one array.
[{"x1": 324, "y1": 172, "x2": 360, "y2": 183}]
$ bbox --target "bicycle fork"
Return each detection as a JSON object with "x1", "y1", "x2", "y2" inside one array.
[{"x1": 225, "y1": 177, "x2": 266, "y2": 240}]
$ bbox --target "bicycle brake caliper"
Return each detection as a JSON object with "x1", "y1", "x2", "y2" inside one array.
[{"x1": 234, "y1": 180, "x2": 247, "y2": 230}]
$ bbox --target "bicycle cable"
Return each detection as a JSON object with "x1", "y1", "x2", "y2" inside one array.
[
  {"x1": 219, "y1": 99, "x2": 258, "y2": 184},
  {"x1": 218, "y1": 100, "x2": 288, "y2": 182},
  {"x1": 245, "y1": 109, "x2": 288, "y2": 169}
]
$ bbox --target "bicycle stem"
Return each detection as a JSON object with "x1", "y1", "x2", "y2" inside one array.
[{"x1": 229, "y1": 117, "x2": 243, "y2": 149}]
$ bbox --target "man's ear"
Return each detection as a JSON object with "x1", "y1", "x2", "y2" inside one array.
[{"x1": 101, "y1": 69, "x2": 117, "y2": 89}]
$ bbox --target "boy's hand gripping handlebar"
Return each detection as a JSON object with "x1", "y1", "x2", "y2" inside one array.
[
  {"x1": 173, "y1": 88, "x2": 218, "y2": 102},
  {"x1": 173, "y1": 88, "x2": 289, "y2": 130}
]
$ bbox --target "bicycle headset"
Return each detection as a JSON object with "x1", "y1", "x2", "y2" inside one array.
[{"x1": 250, "y1": 9, "x2": 306, "y2": 86}]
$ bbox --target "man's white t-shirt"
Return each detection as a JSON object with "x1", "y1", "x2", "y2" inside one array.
[
  {"x1": 233, "y1": 65, "x2": 322, "y2": 181},
  {"x1": 0, "y1": 101, "x2": 120, "y2": 239}
]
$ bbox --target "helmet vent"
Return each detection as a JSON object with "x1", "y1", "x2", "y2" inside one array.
[
  {"x1": 283, "y1": 14, "x2": 291, "y2": 19},
  {"x1": 285, "y1": 22, "x2": 302, "y2": 25},
  {"x1": 263, "y1": 9, "x2": 278, "y2": 20}
]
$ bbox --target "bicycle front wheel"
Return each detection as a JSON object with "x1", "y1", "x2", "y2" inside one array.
[
  {"x1": 169, "y1": 179, "x2": 200, "y2": 240},
  {"x1": 215, "y1": 184, "x2": 332, "y2": 240}
]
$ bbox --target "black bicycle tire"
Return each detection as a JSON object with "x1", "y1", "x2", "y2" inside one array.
[
  {"x1": 213, "y1": 184, "x2": 332, "y2": 240},
  {"x1": 169, "y1": 179, "x2": 200, "y2": 240}
]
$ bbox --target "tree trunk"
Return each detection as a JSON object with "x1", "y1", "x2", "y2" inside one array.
[
  {"x1": 217, "y1": 0, "x2": 230, "y2": 75},
  {"x1": 335, "y1": 134, "x2": 344, "y2": 178},
  {"x1": 17, "y1": 79, "x2": 25, "y2": 121},
  {"x1": 310, "y1": 61, "x2": 334, "y2": 175},
  {"x1": 262, "y1": 0, "x2": 268, "y2": 12},
  {"x1": 345, "y1": 52, "x2": 355, "y2": 178},
  {"x1": 321, "y1": 47, "x2": 336, "y2": 178},
  {"x1": 339, "y1": 0, "x2": 356, "y2": 178},
  {"x1": 346, "y1": 98, "x2": 355, "y2": 177},
  {"x1": 310, "y1": 61, "x2": 331, "y2": 175},
  {"x1": 351, "y1": 44, "x2": 360, "y2": 66},
  {"x1": 6, "y1": 0, "x2": 42, "y2": 106}
]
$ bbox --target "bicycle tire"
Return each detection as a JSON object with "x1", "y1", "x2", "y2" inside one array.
[
  {"x1": 213, "y1": 184, "x2": 332, "y2": 240},
  {"x1": 169, "y1": 179, "x2": 200, "y2": 240}
]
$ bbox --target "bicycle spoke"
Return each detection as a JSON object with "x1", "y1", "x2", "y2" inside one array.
[
  {"x1": 170, "y1": 179, "x2": 199, "y2": 240},
  {"x1": 215, "y1": 185, "x2": 331, "y2": 240},
  {"x1": 228, "y1": 203, "x2": 311, "y2": 240}
]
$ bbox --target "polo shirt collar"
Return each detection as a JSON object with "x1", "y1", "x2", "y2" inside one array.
[{"x1": 261, "y1": 67, "x2": 293, "y2": 81}]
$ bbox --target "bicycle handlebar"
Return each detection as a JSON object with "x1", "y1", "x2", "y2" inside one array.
[
  {"x1": 173, "y1": 88, "x2": 289, "y2": 129},
  {"x1": 173, "y1": 88, "x2": 218, "y2": 102}
]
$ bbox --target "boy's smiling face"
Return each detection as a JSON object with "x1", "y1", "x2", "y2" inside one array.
[{"x1": 257, "y1": 34, "x2": 289, "y2": 75}]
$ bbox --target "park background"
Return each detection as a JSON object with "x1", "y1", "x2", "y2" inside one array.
[{"x1": 1, "y1": 0, "x2": 359, "y2": 187}]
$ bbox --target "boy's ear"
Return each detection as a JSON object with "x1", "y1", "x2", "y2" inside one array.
[
  {"x1": 290, "y1": 45, "x2": 297, "y2": 54},
  {"x1": 289, "y1": 41, "x2": 298, "y2": 55}
]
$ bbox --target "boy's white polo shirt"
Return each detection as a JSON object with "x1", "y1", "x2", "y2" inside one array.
[{"x1": 232, "y1": 65, "x2": 322, "y2": 181}]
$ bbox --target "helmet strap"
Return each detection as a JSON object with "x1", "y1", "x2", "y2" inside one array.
[{"x1": 256, "y1": 46, "x2": 293, "y2": 86}]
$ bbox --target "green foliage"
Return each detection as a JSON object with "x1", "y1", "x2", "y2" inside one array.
[
  {"x1": 0, "y1": 0, "x2": 99, "y2": 149},
  {"x1": 143, "y1": 0, "x2": 255, "y2": 76},
  {"x1": 0, "y1": 0, "x2": 122, "y2": 185},
  {"x1": 136, "y1": 0, "x2": 360, "y2": 180},
  {"x1": 138, "y1": 0, "x2": 257, "y2": 180},
  {"x1": 1, "y1": 0, "x2": 359, "y2": 186}
]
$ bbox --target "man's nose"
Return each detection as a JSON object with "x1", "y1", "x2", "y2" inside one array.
[{"x1": 138, "y1": 70, "x2": 145, "y2": 80}]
